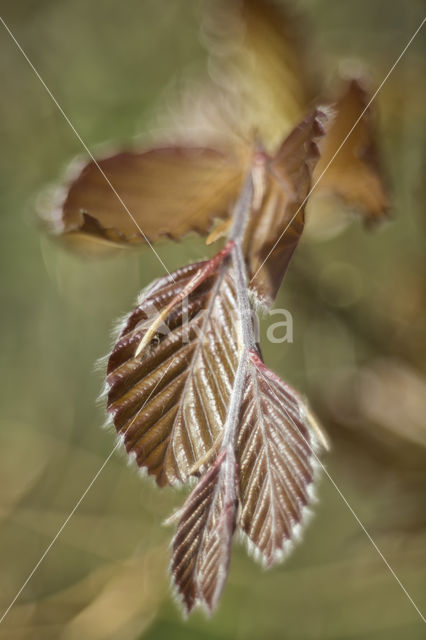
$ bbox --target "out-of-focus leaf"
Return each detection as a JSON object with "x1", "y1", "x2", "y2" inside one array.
[
  {"x1": 170, "y1": 448, "x2": 237, "y2": 615},
  {"x1": 313, "y1": 77, "x2": 389, "y2": 223},
  {"x1": 203, "y1": 2, "x2": 388, "y2": 225},
  {"x1": 106, "y1": 244, "x2": 239, "y2": 486},
  {"x1": 246, "y1": 108, "x2": 330, "y2": 304},
  {"x1": 42, "y1": 2, "x2": 388, "y2": 261},
  {"x1": 0, "y1": 549, "x2": 166, "y2": 640},
  {"x1": 325, "y1": 359, "x2": 426, "y2": 451},
  {"x1": 46, "y1": 147, "x2": 243, "y2": 251},
  {"x1": 237, "y1": 350, "x2": 326, "y2": 566},
  {"x1": 203, "y1": 0, "x2": 315, "y2": 154},
  {"x1": 0, "y1": 422, "x2": 52, "y2": 522},
  {"x1": 61, "y1": 550, "x2": 166, "y2": 640}
]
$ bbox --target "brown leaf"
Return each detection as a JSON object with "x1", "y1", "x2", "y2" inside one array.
[
  {"x1": 246, "y1": 108, "x2": 330, "y2": 305},
  {"x1": 237, "y1": 350, "x2": 327, "y2": 567},
  {"x1": 314, "y1": 77, "x2": 389, "y2": 223},
  {"x1": 47, "y1": 146, "x2": 243, "y2": 251},
  {"x1": 203, "y1": 0, "x2": 316, "y2": 154},
  {"x1": 106, "y1": 244, "x2": 240, "y2": 486},
  {"x1": 170, "y1": 448, "x2": 237, "y2": 614}
]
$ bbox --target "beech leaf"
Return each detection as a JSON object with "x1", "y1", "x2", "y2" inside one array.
[
  {"x1": 104, "y1": 112, "x2": 331, "y2": 613},
  {"x1": 245, "y1": 107, "x2": 330, "y2": 305},
  {"x1": 106, "y1": 243, "x2": 240, "y2": 486},
  {"x1": 47, "y1": 146, "x2": 243, "y2": 252},
  {"x1": 170, "y1": 448, "x2": 238, "y2": 614},
  {"x1": 314, "y1": 77, "x2": 389, "y2": 223},
  {"x1": 237, "y1": 350, "x2": 326, "y2": 567}
]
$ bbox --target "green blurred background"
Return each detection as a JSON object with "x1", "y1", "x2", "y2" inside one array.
[{"x1": 0, "y1": 0, "x2": 425, "y2": 638}]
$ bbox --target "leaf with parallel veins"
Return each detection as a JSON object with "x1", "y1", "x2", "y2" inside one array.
[
  {"x1": 237, "y1": 350, "x2": 327, "y2": 567},
  {"x1": 46, "y1": 146, "x2": 243, "y2": 252},
  {"x1": 105, "y1": 111, "x2": 331, "y2": 614},
  {"x1": 245, "y1": 107, "x2": 330, "y2": 305},
  {"x1": 170, "y1": 448, "x2": 238, "y2": 615},
  {"x1": 106, "y1": 243, "x2": 241, "y2": 486}
]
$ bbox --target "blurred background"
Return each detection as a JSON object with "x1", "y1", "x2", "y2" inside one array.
[{"x1": 0, "y1": 0, "x2": 425, "y2": 638}]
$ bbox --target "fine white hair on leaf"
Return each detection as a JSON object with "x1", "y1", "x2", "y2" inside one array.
[
  {"x1": 96, "y1": 380, "x2": 110, "y2": 405},
  {"x1": 94, "y1": 353, "x2": 109, "y2": 374},
  {"x1": 126, "y1": 447, "x2": 137, "y2": 467},
  {"x1": 248, "y1": 287, "x2": 270, "y2": 314},
  {"x1": 168, "y1": 569, "x2": 192, "y2": 620},
  {"x1": 36, "y1": 152, "x2": 87, "y2": 233},
  {"x1": 306, "y1": 479, "x2": 319, "y2": 505},
  {"x1": 101, "y1": 414, "x2": 114, "y2": 431},
  {"x1": 237, "y1": 471, "x2": 319, "y2": 571},
  {"x1": 110, "y1": 309, "x2": 133, "y2": 343},
  {"x1": 163, "y1": 506, "x2": 185, "y2": 528}
]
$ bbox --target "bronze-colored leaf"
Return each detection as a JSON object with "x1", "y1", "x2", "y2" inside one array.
[
  {"x1": 314, "y1": 77, "x2": 389, "y2": 223},
  {"x1": 106, "y1": 244, "x2": 240, "y2": 486},
  {"x1": 170, "y1": 448, "x2": 237, "y2": 614},
  {"x1": 237, "y1": 350, "x2": 327, "y2": 567},
  {"x1": 203, "y1": 0, "x2": 315, "y2": 154},
  {"x1": 246, "y1": 108, "x2": 330, "y2": 305},
  {"x1": 47, "y1": 146, "x2": 243, "y2": 250}
]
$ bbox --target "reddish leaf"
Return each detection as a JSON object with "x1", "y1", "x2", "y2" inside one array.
[
  {"x1": 170, "y1": 448, "x2": 237, "y2": 614},
  {"x1": 106, "y1": 244, "x2": 240, "y2": 486},
  {"x1": 245, "y1": 108, "x2": 330, "y2": 305},
  {"x1": 237, "y1": 350, "x2": 327, "y2": 566}
]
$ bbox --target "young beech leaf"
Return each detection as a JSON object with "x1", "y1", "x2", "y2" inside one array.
[
  {"x1": 313, "y1": 77, "x2": 389, "y2": 223},
  {"x1": 105, "y1": 109, "x2": 330, "y2": 614},
  {"x1": 237, "y1": 350, "x2": 325, "y2": 566},
  {"x1": 203, "y1": 0, "x2": 316, "y2": 155},
  {"x1": 48, "y1": 146, "x2": 243, "y2": 252},
  {"x1": 169, "y1": 345, "x2": 326, "y2": 615},
  {"x1": 106, "y1": 243, "x2": 240, "y2": 487},
  {"x1": 245, "y1": 108, "x2": 330, "y2": 305},
  {"x1": 171, "y1": 448, "x2": 238, "y2": 615}
]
